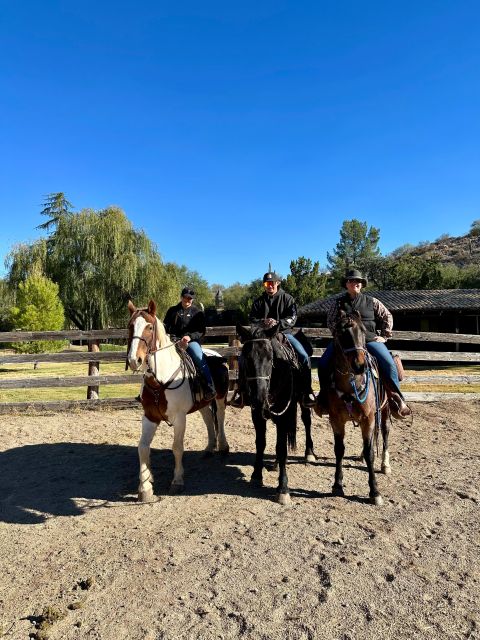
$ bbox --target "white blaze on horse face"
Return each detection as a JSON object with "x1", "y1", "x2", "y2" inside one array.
[{"x1": 128, "y1": 315, "x2": 149, "y2": 371}]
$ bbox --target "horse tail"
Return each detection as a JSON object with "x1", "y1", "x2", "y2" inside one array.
[
  {"x1": 286, "y1": 404, "x2": 297, "y2": 452},
  {"x1": 210, "y1": 399, "x2": 219, "y2": 440}
]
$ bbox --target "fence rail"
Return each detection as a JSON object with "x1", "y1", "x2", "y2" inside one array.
[{"x1": 0, "y1": 326, "x2": 479, "y2": 413}]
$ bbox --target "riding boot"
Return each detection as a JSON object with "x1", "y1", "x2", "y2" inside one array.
[
  {"x1": 229, "y1": 388, "x2": 245, "y2": 409},
  {"x1": 201, "y1": 366, "x2": 216, "y2": 402},
  {"x1": 387, "y1": 390, "x2": 412, "y2": 419},
  {"x1": 300, "y1": 364, "x2": 316, "y2": 408}
]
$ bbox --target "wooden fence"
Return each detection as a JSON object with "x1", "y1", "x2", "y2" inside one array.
[{"x1": 0, "y1": 326, "x2": 479, "y2": 413}]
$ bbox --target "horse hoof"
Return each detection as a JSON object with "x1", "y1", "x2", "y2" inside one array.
[
  {"x1": 169, "y1": 483, "x2": 185, "y2": 495},
  {"x1": 381, "y1": 464, "x2": 392, "y2": 476},
  {"x1": 305, "y1": 453, "x2": 317, "y2": 463},
  {"x1": 138, "y1": 490, "x2": 154, "y2": 503},
  {"x1": 202, "y1": 449, "x2": 214, "y2": 459},
  {"x1": 370, "y1": 495, "x2": 384, "y2": 506},
  {"x1": 276, "y1": 492, "x2": 291, "y2": 506},
  {"x1": 251, "y1": 475, "x2": 263, "y2": 487},
  {"x1": 218, "y1": 445, "x2": 230, "y2": 456},
  {"x1": 332, "y1": 484, "x2": 344, "y2": 497}
]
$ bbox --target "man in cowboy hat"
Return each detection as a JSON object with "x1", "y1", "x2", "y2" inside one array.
[
  {"x1": 231, "y1": 271, "x2": 316, "y2": 408},
  {"x1": 316, "y1": 268, "x2": 411, "y2": 419},
  {"x1": 164, "y1": 287, "x2": 216, "y2": 402}
]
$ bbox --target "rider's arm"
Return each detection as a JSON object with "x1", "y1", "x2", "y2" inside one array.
[
  {"x1": 372, "y1": 297, "x2": 393, "y2": 339},
  {"x1": 185, "y1": 308, "x2": 206, "y2": 343},
  {"x1": 163, "y1": 307, "x2": 176, "y2": 336},
  {"x1": 249, "y1": 297, "x2": 265, "y2": 327},
  {"x1": 278, "y1": 295, "x2": 297, "y2": 332},
  {"x1": 327, "y1": 299, "x2": 340, "y2": 335}
]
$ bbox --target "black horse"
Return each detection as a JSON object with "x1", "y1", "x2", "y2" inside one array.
[{"x1": 236, "y1": 324, "x2": 301, "y2": 505}]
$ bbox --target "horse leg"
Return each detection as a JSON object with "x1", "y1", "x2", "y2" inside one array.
[
  {"x1": 275, "y1": 418, "x2": 291, "y2": 506},
  {"x1": 138, "y1": 415, "x2": 158, "y2": 502},
  {"x1": 199, "y1": 405, "x2": 217, "y2": 457},
  {"x1": 301, "y1": 405, "x2": 317, "y2": 462},
  {"x1": 214, "y1": 398, "x2": 229, "y2": 454},
  {"x1": 170, "y1": 414, "x2": 187, "y2": 494},
  {"x1": 361, "y1": 418, "x2": 383, "y2": 506},
  {"x1": 251, "y1": 407, "x2": 266, "y2": 486},
  {"x1": 331, "y1": 419, "x2": 345, "y2": 497},
  {"x1": 380, "y1": 406, "x2": 391, "y2": 475}
]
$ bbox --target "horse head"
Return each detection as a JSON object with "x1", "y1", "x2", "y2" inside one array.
[
  {"x1": 335, "y1": 310, "x2": 367, "y2": 375},
  {"x1": 236, "y1": 323, "x2": 276, "y2": 418},
  {"x1": 127, "y1": 299, "x2": 159, "y2": 372}
]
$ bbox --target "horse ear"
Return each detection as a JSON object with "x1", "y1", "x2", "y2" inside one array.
[
  {"x1": 339, "y1": 309, "x2": 347, "y2": 319},
  {"x1": 352, "y1": 311, "x2": 362, "y2": 320},
  {"x1": 264, "y1": 324, "x2": 279, "y2": 338},
  {"x1": 128, "y1": 300, "x2": 136, "y2": 316},
  {"x1": 236, "y1": 323, "x2": 251, "y2": 343},
  {"x1": 148, "y1": 299, "x2": 157, "y2": 316}
]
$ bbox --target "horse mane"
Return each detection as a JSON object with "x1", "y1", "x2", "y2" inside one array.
[{"x1": 155, "y1": 317, "x2": 171, "y2": 348}]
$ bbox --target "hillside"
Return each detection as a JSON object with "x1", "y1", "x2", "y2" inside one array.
[{"x1": 403, "y1": 232, "x2": 480, "y2": 267}]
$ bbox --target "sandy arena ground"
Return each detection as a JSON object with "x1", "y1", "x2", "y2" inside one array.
[{"x1": 0, "y1": 401, "x2": 479, "y2": 640}]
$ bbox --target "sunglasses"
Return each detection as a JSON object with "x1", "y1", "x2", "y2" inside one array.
[
  {"x1": 263, "y1": 281, "x2": 276, "y2": 287},
  {"x1": 347, "y1": 279, "x2": 362, "y2": 284}
]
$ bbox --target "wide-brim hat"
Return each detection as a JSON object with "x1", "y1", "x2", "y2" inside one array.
[{"x1": 341, "y1": 268, "x2": 368, "y2": 287}]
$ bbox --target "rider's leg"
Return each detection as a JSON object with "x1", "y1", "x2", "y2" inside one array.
[
  {"x1": 366, "y1": 342, "x2": 411, "y2": 418},
  {"x1": 186, "y1": 341, "x2": 216, "y2": 401},
  {"x1": 285, "y1": 333, "x2": 316, "y2": 408},
  {"x1": 316, "y1": 341, "x2": 334, "y2": 413}
]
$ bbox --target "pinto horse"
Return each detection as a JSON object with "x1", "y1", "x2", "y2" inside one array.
[
  {"x1": 127, "y1": 300, "x2": 229, "y2": 501},
  {"x1": 320, "y1": 310, "x2": 390, "y2": 506},
  {"x1": 236, "y1": 324, "x2": 299, "y2": 506}
]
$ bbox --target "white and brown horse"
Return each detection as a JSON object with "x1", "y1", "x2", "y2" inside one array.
[{"x1": 127, "y1": 300, "x2": 229, "y2": 501}]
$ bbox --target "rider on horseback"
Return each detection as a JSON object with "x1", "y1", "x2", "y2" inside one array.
[
  {"x1": 231, "y1": 271, "x2": 316, "y2": 409},
  {"x1": 164, "y1": 287, "x2": 216, "y2": 402},
  {"x1": 316, "y1": 268, "x2": 412, "y2": 419}
]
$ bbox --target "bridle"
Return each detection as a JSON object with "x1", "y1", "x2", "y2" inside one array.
[
  {"x1": 242, "y1": 337, "x2": 293, "y2": 417},
  {"x1": 128, "y1": 312, "x2": 185, "y2": 390}
]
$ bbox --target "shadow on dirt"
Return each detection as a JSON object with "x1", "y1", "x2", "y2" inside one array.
[{"x1": 0, "y1": 443, "x2": 280, "y2": 525}]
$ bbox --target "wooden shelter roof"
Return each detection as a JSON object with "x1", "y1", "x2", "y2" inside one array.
[{"x1": 298, "y1": 289, "x2": 480, "y2": 319}]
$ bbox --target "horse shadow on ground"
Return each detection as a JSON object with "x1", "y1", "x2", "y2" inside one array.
[{"x1": 0, "y1": 444, "x2": 375, "y2": 525}]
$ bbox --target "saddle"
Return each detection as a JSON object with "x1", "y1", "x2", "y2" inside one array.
[{"x1": 176, "y1": 345, "x2": 229, "y2": 406}]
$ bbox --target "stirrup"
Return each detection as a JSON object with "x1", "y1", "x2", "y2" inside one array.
[
  {"x1": 301, "y1": 392, "x2": 316, "y2": 408},
  {"x1": 229, "y1": 390, "x2": 244, "y2": 408}
]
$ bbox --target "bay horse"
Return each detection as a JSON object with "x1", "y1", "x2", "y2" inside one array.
[
  {"x1": 127, "y1": 300, "x2": 229, "y2": 501},
  {"x1": 236, "y1": 324, "x2": 299, "y2": 506},
  {"x1": 317, "y1": 310, "x2": 390, "y2": 506}
]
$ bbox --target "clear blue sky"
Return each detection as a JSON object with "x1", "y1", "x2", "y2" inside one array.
[{"x1": 1, "y1": 1, "x2": 479, "y2": 285}]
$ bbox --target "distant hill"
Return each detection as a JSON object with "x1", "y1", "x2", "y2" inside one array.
[{"x1": 398, "y1": 232, "x2": 480, "y2": 268}]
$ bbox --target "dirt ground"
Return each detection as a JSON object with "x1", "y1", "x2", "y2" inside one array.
[{"x1": 0, "y1": 401, "x2": 479, "y2": 640}]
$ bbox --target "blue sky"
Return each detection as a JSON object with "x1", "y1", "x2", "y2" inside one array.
[{"x1": 1, "y1": 1, "x2": 479, "y2": 285}]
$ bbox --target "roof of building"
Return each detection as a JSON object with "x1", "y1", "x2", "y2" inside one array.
[{"x1": 298, "y1": 289, "x2": 480, "y2": 318}]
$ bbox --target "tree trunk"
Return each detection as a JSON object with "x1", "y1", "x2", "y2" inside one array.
[{"x1": 87, "y1": 340, "x2": 100, "y2": 399}]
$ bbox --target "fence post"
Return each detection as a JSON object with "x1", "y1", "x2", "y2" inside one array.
[{"x1": 87, "y1": 339, "x2": 100, "y2": 399}]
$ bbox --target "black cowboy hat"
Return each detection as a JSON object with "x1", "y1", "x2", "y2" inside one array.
[
  {"x1": 341, "y1": 268, "x2": 368, "y2": 287},
  {"x1": 263, "y1": 271, "x2": 281, "y2": 282}
]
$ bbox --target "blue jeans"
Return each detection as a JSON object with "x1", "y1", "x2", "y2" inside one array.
[
  {"x1": 186, "y1": 341, "x2": 213, "y2": 386},
  {"x1": 285, "y1": 333, "x2": 309, "y2": 366},
  {"x1": 318, "y1": 340, "x2": 401, "y2": 395}
]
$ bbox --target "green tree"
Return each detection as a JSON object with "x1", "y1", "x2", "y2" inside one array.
[
  {"x1": 10, "y1": 274, "x2": 66, "y2": 353},
  {"x1": 469, "y1": 219, "x2": 480, "y2": 237},
  {"x1": 368, "y1": 255, "x2": 444, "y2": 290},
  {"x1": 282, "y1": 257, "x2": 327, "y2": 306},
  {"x1": 7, "y1": 203, "x2": 175, "y2": 329},
  {"x1": 37, "y1": 192, "x2": 74, "y2": 231},
  {"x1": 326, "y1": 219, "x2": 381, "y2": 289},
  {"x1": 0, "y1": 279, "x2": 15, "y2": 331}
]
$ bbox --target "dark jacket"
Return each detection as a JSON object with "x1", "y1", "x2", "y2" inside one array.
[
  {"x1": 249, "y1": 288, "x2": 297, "y2": 334},
  {"x1": 163, "y1": 303, "x2": 206, "y2": 343}
]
